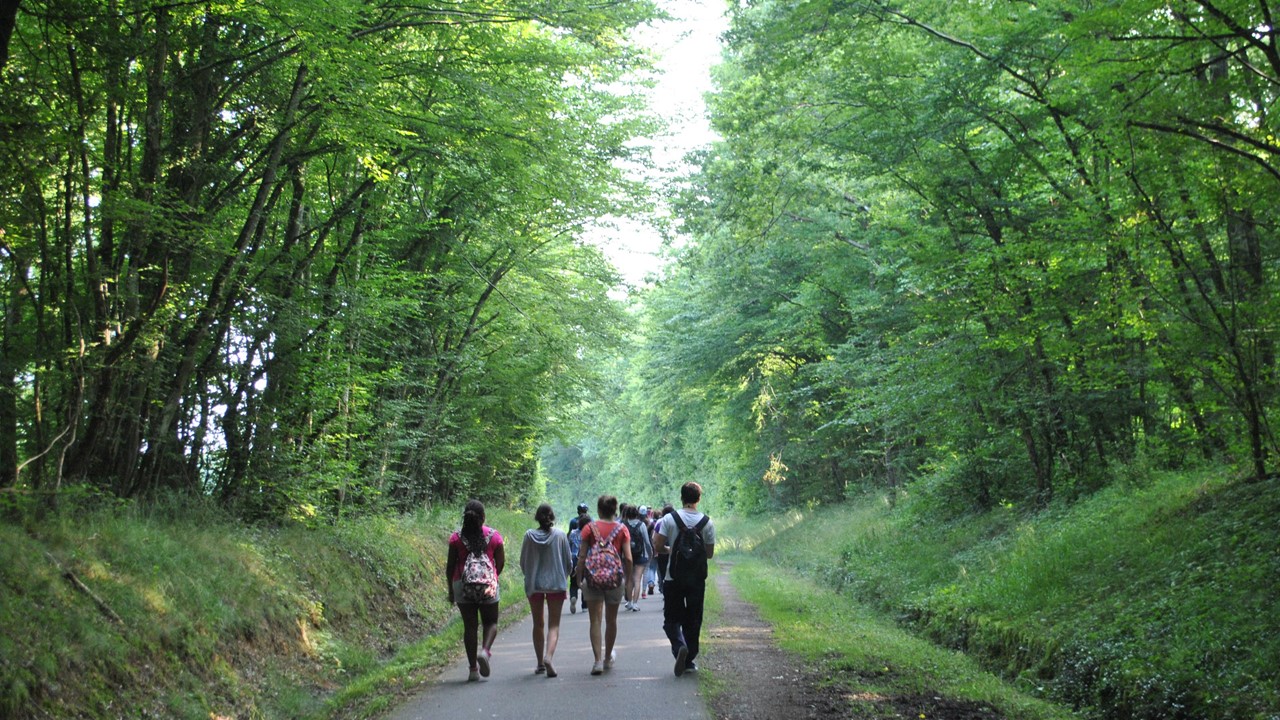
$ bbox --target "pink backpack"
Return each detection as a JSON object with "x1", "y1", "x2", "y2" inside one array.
[
  {"x1": 584, "y1": 522, "x2": 624, "y2": 589},
  {"x1": 459, "y1": 529, "x2": 498, "y2": 603}
]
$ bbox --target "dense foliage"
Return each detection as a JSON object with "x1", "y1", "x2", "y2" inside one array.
[
  {"x1": 0, "y1": 0, "x2": 662, "y2": 519},
  {"x1": 565, "y1": 0, "x2": 1280, "y2": 513}
]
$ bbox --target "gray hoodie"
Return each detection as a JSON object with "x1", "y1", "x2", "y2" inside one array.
[{"x1": 519, "y1": 527, "x2": 573, "y2": 596}]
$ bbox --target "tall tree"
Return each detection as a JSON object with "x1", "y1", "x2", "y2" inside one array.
[
  {"x1": 589, "y1": 0, "x2": 1278, "y2": 515},
  {"x1": 0, "y1": 0, "x2": 661, "y2": 516}
]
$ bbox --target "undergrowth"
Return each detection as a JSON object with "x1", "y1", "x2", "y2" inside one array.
[
  {"x1": 0, "y1": 496, "x2": 531, "y2": 719},
  {"x1": 731, "y1": 469, "x2": 1280, "y2": 720}
]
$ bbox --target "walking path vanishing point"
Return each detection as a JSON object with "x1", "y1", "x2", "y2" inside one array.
[{"x1": 383, "y1": 591, "x2": 709, "y2": 720}]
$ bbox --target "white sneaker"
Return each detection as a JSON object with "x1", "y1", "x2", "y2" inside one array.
[
  {"x1": 604, "y1": 650, "x2": 616, "y2": 670},
  {"x1": 591, "y1": 661, "x2": 603, "y2": 676}
]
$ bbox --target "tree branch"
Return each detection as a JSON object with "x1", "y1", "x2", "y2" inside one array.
[
  {"x1": 45, "y1": 552, "x2": 123, "y2": 625},
  {"x1": 1129, "y1": 119, "x2": 1280, "y2": 185}
]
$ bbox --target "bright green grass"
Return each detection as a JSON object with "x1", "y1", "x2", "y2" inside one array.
[
  {"x1": 727, "y1": 558, "x2": 1078, "y2": 720},
  {"x1": 738, "y1": 469, "x2": 1280, "y2": 720},
  {"x1": 0, "y1": 501, "x2": 536, "y2": 719}
]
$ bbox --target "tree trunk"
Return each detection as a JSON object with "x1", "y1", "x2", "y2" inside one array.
[
  {"x1": 1226, "y1": 208, "x2": 1273, "y2": 480},
  {"x1": 0, "y1": 0, "x2": 18, "y2": 71},
  {"x1": 0, "y1": 247, "x2": 23, "y2": 487}
]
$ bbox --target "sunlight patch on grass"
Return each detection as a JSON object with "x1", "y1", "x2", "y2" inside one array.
[{"x1": 142, "y1": 585, "x2": 171, "y2": 615}]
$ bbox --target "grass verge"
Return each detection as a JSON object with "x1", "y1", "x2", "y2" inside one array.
[
  {"x1": 725, "y1": 557, "x2": 1078, "y2": 720},
  {"x1": 730, "y1": 469, "x2": 1280, "y2": 720}
]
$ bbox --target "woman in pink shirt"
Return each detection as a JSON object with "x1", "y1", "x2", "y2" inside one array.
[{"x1": 446, "y1": 499, "x2": 506, "y2": 681}]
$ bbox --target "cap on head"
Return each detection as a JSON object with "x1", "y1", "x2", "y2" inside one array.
[
  {"x1": 577, "y1": 502, "x2": 589, "y2": 513},
  {"x1": 638, "y1": 505, "x2": 649, "y2": 514}
]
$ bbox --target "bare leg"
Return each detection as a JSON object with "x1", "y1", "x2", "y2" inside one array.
[
  {"x1": 604, "y1": 600, "x2": 621, "y2": 665},
  {"x1": 459, "y1": 603, "x2": 480, "y2": 670},
  {"x1": 528, "y1": 595, "x2": 546, "y2": 667},
  {"x1": 545, "y1": 595, "x2": 565, "y2": 663},
  {"x1": 588, "y1": 597, "x2": 605, "y2": 662},
  {"x1": 630, "y1": 565, "x2": 646, "y2": 603},
  {"x1": 479, "y1": 602, "x2": 500, "y2": 656}
]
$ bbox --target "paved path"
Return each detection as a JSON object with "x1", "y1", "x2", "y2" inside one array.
[{"x1": 384, "y1": 593, "x2": 709, "y2": 719}]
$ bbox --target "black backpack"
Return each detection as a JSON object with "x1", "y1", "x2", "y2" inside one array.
[
  {"x1": 668, "y1": 513, "x2": 709, "y2": 583},
  {"x1": 628, "y1": 519, "x2": 646, "y2": 559}
]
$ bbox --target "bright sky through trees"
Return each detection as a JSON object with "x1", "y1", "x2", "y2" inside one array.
[{"x1": 594, "y1": 0, "x2": 727, "y2": 289}]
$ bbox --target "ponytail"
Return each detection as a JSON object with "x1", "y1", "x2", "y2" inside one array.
[
  {"x1": 461, "y1": 499, "x2": 486, "y2": 555},
  {"x1": 535, "y1": 503, "x2": 555, "y2": 531}
]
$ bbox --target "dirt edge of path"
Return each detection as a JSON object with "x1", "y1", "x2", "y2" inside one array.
[{"x1": 704, "y1": 562, "x2": 1005, "y2": 720}]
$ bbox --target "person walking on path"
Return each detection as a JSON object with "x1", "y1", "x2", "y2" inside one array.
[
  {"x1": 569, "y1": 502, "x2": 591, "y2": 613},
  {"x1": 652, "y1": 483, "x2": 715, "y2": 677},
  {"x1": 650, "y1": 504, "x2": 674, "y2": 595},
  {"x1": 622, "y1": 503, "x2": 652, "y2": 611},
  {"x1": 518, "y1": 503, "x2": 573, "y2": 678},
  {"x1": 640, "y1": 505, "x2": 658, "y2": 596},
  {"x1": 573, "y1": 494, "x2": 632, "y2": 676},
  {"x1": 445, "y1": 499, "x2": 506, "y2": 682}
]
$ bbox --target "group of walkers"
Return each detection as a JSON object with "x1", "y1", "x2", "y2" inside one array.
[{"x1": 444, "y1": 482, "x2": 716, "y2": 682}]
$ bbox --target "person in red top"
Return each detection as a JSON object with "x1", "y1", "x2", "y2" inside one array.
[
  {"x1": 573, "y1": 494, "x2": 632, "y2": 675},
  {"x1": 446, "y1": 499, "x2": 506, "y2": 681}
]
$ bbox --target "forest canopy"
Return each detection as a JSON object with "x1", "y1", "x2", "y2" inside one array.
[
  {"x1": 3, "y1": 0, "x2": 1278, "y2": 521},
  {"x1": 554, "y1": 0, "x2": 1279, "y2": 514},
  {"x1": 0, "y1": 0, "x2": 662, "y2": 519}
]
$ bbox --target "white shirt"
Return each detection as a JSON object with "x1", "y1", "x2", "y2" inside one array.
[{"x1": 656, "y1": 508, "x2": 715, "y2": 581}]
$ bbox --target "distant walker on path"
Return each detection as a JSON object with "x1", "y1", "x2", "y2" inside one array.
[{"x1": 652, "y1": 481, "x2": 715, "y2": 677}]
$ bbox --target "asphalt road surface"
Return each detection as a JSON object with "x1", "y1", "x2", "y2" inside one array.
[{"x1": 384, "y1": 593, "x2": 710, "y2": 719}]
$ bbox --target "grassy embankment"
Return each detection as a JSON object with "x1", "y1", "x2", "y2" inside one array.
[
  {"x1": 710, "y1": 558, "x2": 1079, "y2": 720},
  {"x1": 0, "y1": 498, "x2": 533, "y2": 719},
  {"x1": 718, "y1": 469, "x2": 1280, "y2": 720}
]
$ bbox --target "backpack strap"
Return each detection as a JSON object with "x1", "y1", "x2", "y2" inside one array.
[
  {"x1": 670, "y1": 513, "x2": 708, "y2": 541},
  {"x1": 603, "y1": 522, "x2": 623, "y2": 544},
  {"x1": 671, "y1": 512, "x2": 688, "y2": 532}
]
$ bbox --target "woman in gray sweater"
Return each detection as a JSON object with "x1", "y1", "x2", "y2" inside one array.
[{"x1": 519, "y1": 503, "x2": 573, "y2": 677}]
